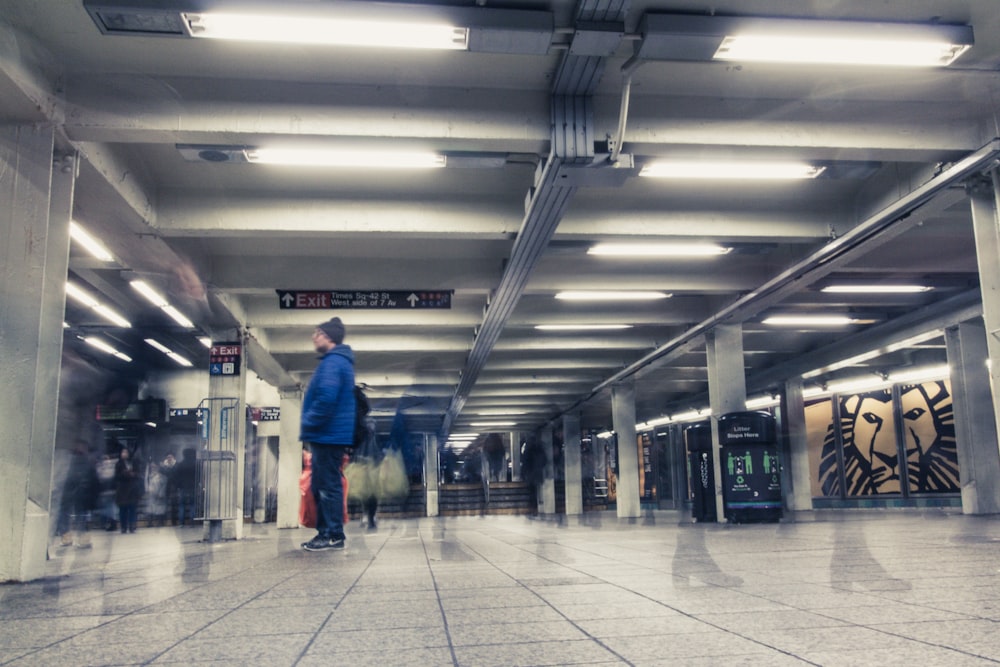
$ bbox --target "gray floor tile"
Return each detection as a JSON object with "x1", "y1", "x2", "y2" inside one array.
[
  {"x1": 452, "y1": 639, "x2": 620, "y2": 666},
  {"x1": 298, "y1": 646, "x2": 455, "y2": 667}
]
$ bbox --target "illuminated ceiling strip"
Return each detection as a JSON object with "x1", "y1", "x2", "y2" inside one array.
[
  {"x1": 83, "y1": 336, "x2": 132, "y2": 362},
  {"x1": 183, "y1": 12, "x2": 469, "y2": 50},
  {"x1": 555, "y1": 291, "x2": 670, "y2": 301},
  {"x1": 245, "y1": 148, "x2": 447, "y2": 169},
  {"x1": 640, "y1": 160, "x2": 825, "y2": 180},
  {"x1": 65, "y1": 282, "x2": 131, "y2": 328},
  {"x1": 588, "y1": 243, "x2": 732, "y2": 256},
  {"x1": 69, "y1": 221, "x2": 114, "y2": 262}
]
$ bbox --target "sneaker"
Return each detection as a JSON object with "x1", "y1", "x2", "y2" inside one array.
[{"x1": 302, "y1": 535, "x2": 343, "y2": 551}]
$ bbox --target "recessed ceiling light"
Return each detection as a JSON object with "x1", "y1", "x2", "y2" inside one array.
[
  {"x1": 588, "y1": 243, "x2": 732, "y2": 256},
  {"x1": 555, "y1": 291, "x2": 671, "y2": 301},
  {"x1": 640, "y1": 160, "x2": 825, "y2": 180},
  {"x1": 66, "y1": 282, "x2": 132, "y2": 328},
  {"x1": 83, "y1": 336, "x2": 132, "y2": 362}
]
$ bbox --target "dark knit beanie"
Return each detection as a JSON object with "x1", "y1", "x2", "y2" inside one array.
[{"x1": 318, "y1": 317, "x2": 345, "y2": 345}]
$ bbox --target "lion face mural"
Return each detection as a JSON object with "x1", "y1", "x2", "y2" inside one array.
[{"x1": 816, "y1": 381, "x2": 959, "y2": 497}]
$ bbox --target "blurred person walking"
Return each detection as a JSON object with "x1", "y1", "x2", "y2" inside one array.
[
  {"x1": 56, "y1": 439, "x2": 100, "y2": 547},
  {"x1": 114, "y1": 447, "x2": 143, "y2": 533}
]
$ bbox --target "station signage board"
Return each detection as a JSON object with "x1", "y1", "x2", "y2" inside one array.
[
  {"x1": 209, "y1": 342, "x2": 241, "y2": 376},
  {"x1": 276, "y1": 290, "x2": 452, "y2": 310}
]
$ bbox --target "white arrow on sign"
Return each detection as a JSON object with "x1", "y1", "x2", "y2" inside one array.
[
  {"x1": 281, "y1": 292, "x2": 295, "y2": 307},
  {"x1": 407, "y1": 293, "x2": 419, "y2": 307}
]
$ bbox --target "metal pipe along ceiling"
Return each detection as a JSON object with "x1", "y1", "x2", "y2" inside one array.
[{"x1": 585, "y1": 139, "x2": 1000, "y2": 398}]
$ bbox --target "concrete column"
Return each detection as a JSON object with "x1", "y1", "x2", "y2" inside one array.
[
  {"x1": 276, "y1": 387, "x2": 303, "y2": 529},
  {"x1": 945, "y1": 321, "x2": 1000, "y2": 514},
  {"x1": 780, "y1": 378, "x2": 813, "y2": 511},
  {"x1": 0, "y1": 126, "x2": 68, "y2": 581},
  {"x1": 968, "y1": 174, "x2": 1000, "y2": 504},
  {"x1": 612, "y1": 381, "x2": 641, "y2": 518},
  {"x1": 539, "y1": 427, "x2": 556, "y2": 514},
  {"x1": 563, "y1": 414, "x2": 583, "y2": 515},
  {"x1": 509, "y1": 431, "x2": 521, "y2": 481},
  {"x1": 203, "y1": 331, "x2": 248, "y2": 541},
  {"x1": 424, "y1": 433, "x2": 439, "y2": 516},
  {"x1": 706, "y1": 325, "x2": 747, "y2": 522}
]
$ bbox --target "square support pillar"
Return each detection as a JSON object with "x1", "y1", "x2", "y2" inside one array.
[
  {"x1": 612, "y1": 381, "x2": 640, "y2": 518},
  {"x1": 539, "y1": 427, "x2": 556, "y2": 514},
  {"x1": 563, "y1": 414, "x2": 583, "y2": 515},
  {"x1": 780, "y1": 378, "x2": 813, "y2": 511},
  {"x1": 706, "y1": 325, "x2": 747, "y2": 522},
  {"x1": 424, "y1": 433, "x2": 440, "y2": 517},
  {"x1": 276, "y1": 387, "x2": 303, "y2": 529},
  {"x1": 945, "y1": 321, "x2": 1000, "y2": 514},
  {"x1": 0, "y1": 126, "x2": 68, "y2": 581}
]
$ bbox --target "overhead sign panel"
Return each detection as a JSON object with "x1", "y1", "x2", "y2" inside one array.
[{"x1": 277, "y1": 290, "x2": 452, "y2": 310}]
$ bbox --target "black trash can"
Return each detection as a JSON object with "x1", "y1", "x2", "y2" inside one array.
[
  {"x1": 685, "y1": 421, "x2": 716, "y2": 523},
  {"x1": 718, "y1": 411, "x2": 782, "y2": 523}
]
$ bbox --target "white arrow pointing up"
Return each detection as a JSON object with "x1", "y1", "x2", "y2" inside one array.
[
  {"x1": 407, "y1": 293, "x2": 419, "y2": 307},
  {"x1": 281, "y1": 292, "x2": 295, "y2": 307}
]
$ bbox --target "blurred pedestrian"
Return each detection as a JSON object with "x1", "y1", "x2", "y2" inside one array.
[
  {"x1": 173, "y1": 448, "x2": 198, "y2": 526},
  {"x1": 56, "y1": 439, "x2": 100, "y2": 547},
  {"x1": 114, "y1": 447, "x2": 142, "y2": 533},
  {"x1": 96, "y1": 451, "x2": 117, "y2": 531},
  {"x1": 146, "y1": 462, "x2": 168, "y2": 526}
]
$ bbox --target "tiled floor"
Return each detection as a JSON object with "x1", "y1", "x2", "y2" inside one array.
[{"x1": 3, "y1": 510, "x2": 1000, "y2": 666}]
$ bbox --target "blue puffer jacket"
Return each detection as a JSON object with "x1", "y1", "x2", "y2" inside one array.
[{"x1": 300, "y1": 345, "x2": 356, "y2": 446}]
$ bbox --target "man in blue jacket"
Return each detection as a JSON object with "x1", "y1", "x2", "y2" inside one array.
[{"x1": 300, "y1": 317, "x2": 356, "y2": 551}]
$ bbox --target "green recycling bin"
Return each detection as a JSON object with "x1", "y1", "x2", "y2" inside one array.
[{"x1": 718, "y1": 411, "x2": 782, "y2": 524}]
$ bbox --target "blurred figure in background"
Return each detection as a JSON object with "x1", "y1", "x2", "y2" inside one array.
[
  {"x1": 56, "y1": 439, "x2": 100, "y2": 548},
  {"x1": 96, "y1": 451, "x2": 118, "y2": 531},
  {"x1": 172, "y1": 448, "x2": 198, "y2": 526},
  {"x1": 114, "y1": 447, "x2": 143, "y2": 533},
  {"x1": 145, "y1": 462, "x2": 168, "y2": 527}
]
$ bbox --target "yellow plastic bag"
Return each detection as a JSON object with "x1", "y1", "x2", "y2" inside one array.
[
  {"x1": 345, "y1": 460, "x2": 377, "y2": 501},
  {"x1": 376, "y1": 450, "x2": 409, "y2": 501}
]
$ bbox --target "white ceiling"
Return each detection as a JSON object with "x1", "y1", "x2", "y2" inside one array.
[{"x1": 3, "y1": 0, "x2": 999, "y2": 436}]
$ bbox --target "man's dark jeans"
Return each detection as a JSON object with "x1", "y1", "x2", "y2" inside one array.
[{"x1": 309, "y1": 444, "x2": 348, "y2": 541}]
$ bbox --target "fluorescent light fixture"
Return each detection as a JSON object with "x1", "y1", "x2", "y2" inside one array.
[
  {"x1": 93, "y1": 305, "x2": 132, "y2": 329},
  {"x1": 473, "y1": 411, "x2": 526, "y2": 416},
  {"x1": 746, "y1": 395, "x2": 779, "y2": 410},
  {"x1": 63, "y1": 321, "x2": 70, "y2": 329},
  {"x1": 145, "y1": 339, "x2": 193, "y2": 368},
  {"x1": 636, "y1": 415, "x2": 674, "y2": 431},
  {"x1": 763, "y1": 315, "x2": 855, "y2": 327},
  {"x1": 130, "y1": 281, "x2": 195, "y2": 328},
  {"x1": 198, "y1": 337, "x2": 212, "y2": 349},
  {"x1": 535, "y1": 324, "x2": 633, "y2": 331},
  {"x1": 145, "y1": 422, "x2": 157, "y2": 428},
  {"x1": 888, "y1": 365, "x2": 950, "y2": 384},
  {"x1": 470, "y1": 422, "x2": 516, "y2": 428},
  {"x1": 245, "y1": 147, "x2": 446, "y2": 169},
  {"x1": 130, "y1": 280, "x2": 168, "y2": 307},
  {"x1": 66, "y1": 282, "x2": 131, "y2": 328},
  {"x1": 448, "y1": 433, "x2": 480, "y2": 440},
  {"x1": 588, "y1": 243, "x2": 732, "y2": 257},
  {"x1": 636, "y1": 15, "x2": 973, "y2": 68},
  {"x1": 640, "y1": 160, "x2": 825, "y2": 180},
  {"x1": 69, "y1": 222, "x2": 113, "y2": 262},
  {"x1": 163, "y1": 305, "x2": 195, "y2": 329},
  {"x1": 596, "y1": 431, "x2": 614, "y2": 439},
  {"x1": 65, "y1": 282, "x2": 99, "y2": 308},
  {"x1": 821, "y1": 284, "x2": 932, "y2": 294},
  {"x1": 803, "y1": 386, "x2": 826, "y2": 399},
  {"x1": 714, "y1": 34, "x2": 970, "y2": 68},
  {"x1": 555, "y1": 291, "x2": 671, "y2": 301},
  {"x1": 670, "y1": 410, "x2": 705, "y2": 423},
  {"x1": 83, "y1": 336, "x2": 132, "y2": 362},
  {"x1": 826, "y1": 376, "x2": 889, "y2": 394},
  {"x1": 183, "y1": 12, "x2": 469, "y2": 50}
]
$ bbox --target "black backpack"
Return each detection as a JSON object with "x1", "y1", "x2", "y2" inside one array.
[{"x1": 352, "y1": 385, "x2": 371, "y2": 446}]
